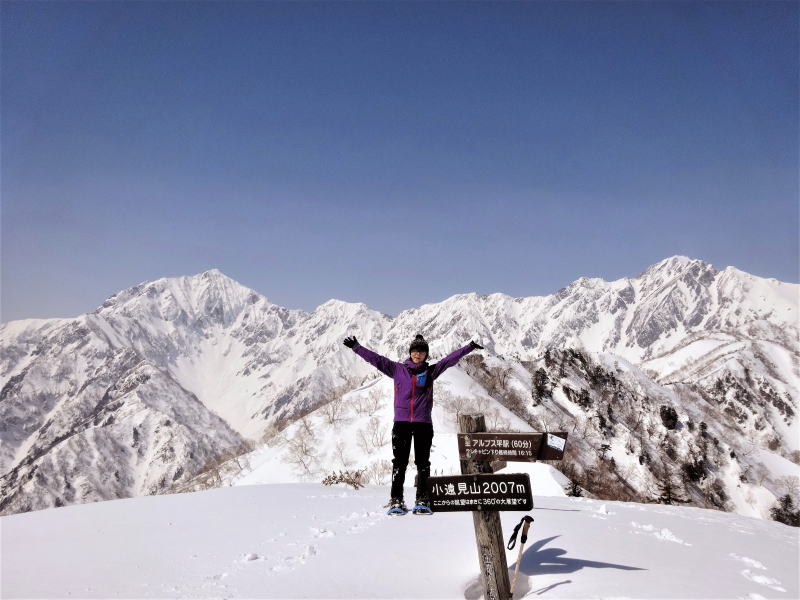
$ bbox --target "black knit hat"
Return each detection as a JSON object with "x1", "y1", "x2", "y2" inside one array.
[{"x1": 409, "y1": 334, "x2": 429, "y2": 356}]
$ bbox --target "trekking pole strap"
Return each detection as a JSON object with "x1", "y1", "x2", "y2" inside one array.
[{"x1": 506, "y1": 515, "x2": 534, "y2": 550}]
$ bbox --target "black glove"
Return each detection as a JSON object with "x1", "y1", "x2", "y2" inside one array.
[
  {"x1": 343, "y1": 336, "x2": 358, "y2": 349},
  {"x1": 470, "y1": 340, "x2": 484, "y2": 350}
]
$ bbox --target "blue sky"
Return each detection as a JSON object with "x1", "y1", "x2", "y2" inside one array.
[{"x1": 2, "y1": 1, "x2": 797, "y2": 321}]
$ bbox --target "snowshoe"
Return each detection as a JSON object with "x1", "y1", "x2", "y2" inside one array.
[
  {"x1": 412, "y1": 502, "x2": 433, "y2": 515},
  {"x1": 386, "y1": 499, "x2": 408, "y2": 516}
]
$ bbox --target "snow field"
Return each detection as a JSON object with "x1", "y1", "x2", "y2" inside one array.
[{"x1": 2, "y1": 483, "x2": 797, "y2": 599}]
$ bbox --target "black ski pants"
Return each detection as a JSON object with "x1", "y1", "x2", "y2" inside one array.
[{"x1": 390, "y1": 421, "x2": 433, "y2": 503}]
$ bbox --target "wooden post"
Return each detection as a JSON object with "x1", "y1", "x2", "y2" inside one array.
[{"x1": 459, "y1": 414, "x2": 511, "y2": 600}]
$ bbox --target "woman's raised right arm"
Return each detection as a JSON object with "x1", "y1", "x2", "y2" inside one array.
[{"x1": 344, "y1": 337, "x2": 397, "y2": 377}]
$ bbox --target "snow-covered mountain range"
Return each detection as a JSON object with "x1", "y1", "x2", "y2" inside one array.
[{"x1": 1, "y1": 256, "x2": 797, "y2": 518}]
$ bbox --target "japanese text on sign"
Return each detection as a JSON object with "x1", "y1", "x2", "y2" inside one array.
[
  {"x1": 427, "y1": 473, "x2": 533, "y2": 512},
  {"x1": 457, "y1": 432, "x2": 568, "y2": 462}
]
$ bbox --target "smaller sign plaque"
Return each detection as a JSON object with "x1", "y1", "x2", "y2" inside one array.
[
  {"x1": 427, "y1": 473, "x2": 533, "y2": 512},
  {"x1": 545, "y1": 433, "x2": 566, "y2": 452},
  {"x1": 458, "y1": 432, "x2": 568, "y2": 462}
]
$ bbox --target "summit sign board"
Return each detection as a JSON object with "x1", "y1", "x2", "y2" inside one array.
[
  {"x1": 428, "y1": 473, "x2": 533, "y2": 513},
  {"x1": 457, "y1": 432, "x2": 568, "y2": 462}
]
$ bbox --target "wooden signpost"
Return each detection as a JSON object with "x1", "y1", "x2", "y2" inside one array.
[{"x1": 432, "y1": 414, "x2": 568, "y2": 600}]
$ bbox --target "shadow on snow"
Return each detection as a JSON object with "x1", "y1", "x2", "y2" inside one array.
[
  {"x1": 464, "y1": 535, "x2": 645, "y2": 599},
  {"x1": 517, "y1": 535, "x2": 646, "y2": 576}
]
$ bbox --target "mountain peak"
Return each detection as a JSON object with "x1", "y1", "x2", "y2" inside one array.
[
  {"x1": 638, "y1": 256, "x2": 715, "y2": 279},
  {"x1": 445, "y1": 292, "x2": 482, "y2": 303},
  {"x1": 192, "y1": 268, "x2": 239, "y2": 285},
  {"x1": 96, "y1": 269, "x2": 266, "y2": 322},
  {"x1": 316, "y1": 298, "x2": 368, "y2": 312}
]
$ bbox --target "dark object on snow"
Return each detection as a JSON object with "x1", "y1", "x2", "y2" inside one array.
[
  {"x1": 659, "y1": 405, "x2": 679, "y2": 429},
  {"x1": 343, "y1": 336, "x2": 358, "y2": 348},
  {"x1": 469, "y1": 340, "x2": 484, "y2": 350}
]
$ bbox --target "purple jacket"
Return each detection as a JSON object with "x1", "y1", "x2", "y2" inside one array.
[{"x1": 352, "y1": 342, "x2": 475, "y2": 423}]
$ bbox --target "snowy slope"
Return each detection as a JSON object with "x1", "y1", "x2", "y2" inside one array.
[{"x1": 2, "y1": 482, "x2": 797, "y2": 599}]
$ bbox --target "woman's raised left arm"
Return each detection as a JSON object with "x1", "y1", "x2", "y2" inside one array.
[{"x1": 430, "y1": 340, "x2": 483, "y2": 380}]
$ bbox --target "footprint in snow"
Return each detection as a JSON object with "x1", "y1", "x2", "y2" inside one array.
[
  {"x1": 310, "y1": 526, "x2": 335, "y2": 538},
  {"x1": 339, "y1": 510, "x2": 381, "y2": 522},
  {"x1": 741, "y1": 570, "x2": 785, "y2": 592},
  {"x1": 347, "y1": 522, "x2": 370, "y2": 534},
  {"x1": 201, "y1": 573, "x2": 230, "y2": 589},
  {"x1": 629, "y1": 521, "x2": 691, "y2": 546},
  {"x1": 241, "y1": 553, "x2": 263, "y2": 562},
  {"x1": 299, "y1": 544, "x2": 317, "y2": 561},
  {"x1": 729, "y1": 553, "x2": 767, "y2": 570},
  {"x1": 270, "y1": 545, "x2": 318, "y2": 572},
  {"x1": 590, "y1": 504, "x2": 614, "y2": 519},
  {"x1": 346, "y1": 512, "x2": 384, "y2": 534},
  {"x1": 728, "y1": 552, "x2": 786, "y2": 596}
]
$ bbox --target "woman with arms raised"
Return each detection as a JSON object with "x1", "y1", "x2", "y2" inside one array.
[{"x1": 343, "y1": 334, "x2": 483, "y2": 515}]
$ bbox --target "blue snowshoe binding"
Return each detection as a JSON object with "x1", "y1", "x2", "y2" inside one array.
[
  {"x1": 412, "y1": 500, "x2": 433, "y2": 515},
  {"x1": 386, "y1": 498, "x2": 408, "y2": 516}
]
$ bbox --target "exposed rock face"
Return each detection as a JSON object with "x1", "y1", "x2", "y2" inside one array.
[{"x1": 1, "y1": 257, "x2": 797, "y2": 516}]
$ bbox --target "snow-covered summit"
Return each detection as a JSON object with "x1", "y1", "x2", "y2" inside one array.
[
  {"x1": 2, "y1": 481, "x2": 797, "y2": 599},
  {"x1": 96, "y1": 268, "x2": 269, "y2": 326},
  {"x1": 638, "y1": 255, "x2": 713, "y2": 277}
]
